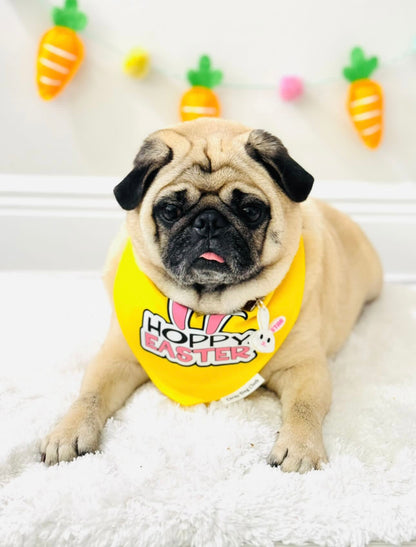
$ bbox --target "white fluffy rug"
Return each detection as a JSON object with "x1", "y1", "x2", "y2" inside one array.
[{"x1": 1, "y1": 272, "x2": 416, "y2": 547}]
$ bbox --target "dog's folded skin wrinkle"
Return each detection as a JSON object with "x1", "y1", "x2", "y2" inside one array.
[
  {"x1": 41, "y1": 118, "x2": 383, "y2": 472},
  {"x1": 201, "y1": 145, "x2": 212, "y2": 173}
]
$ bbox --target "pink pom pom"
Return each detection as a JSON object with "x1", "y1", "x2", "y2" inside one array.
[{"x1": 279, "y1": 76, "x2": 303, "y2": 101}]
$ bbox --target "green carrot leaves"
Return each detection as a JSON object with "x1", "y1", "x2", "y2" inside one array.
[
  {"x1": 187, "y1": 55, "x2": 223, "y2": 89},
  {"x1": 52, "y1": 0, "x2": 88, "y2": 32},
  {"x1": 343, "y1": 47, "x2": 378, "y2": 82}
]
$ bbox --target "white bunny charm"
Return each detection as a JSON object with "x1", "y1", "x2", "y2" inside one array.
[{"x1": 248, "y1": 301, "x2": 286, "y2": 353}]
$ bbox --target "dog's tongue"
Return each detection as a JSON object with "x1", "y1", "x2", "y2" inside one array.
[{"x1": 200, "y1": 252, "x2": 225, "y2": 263}]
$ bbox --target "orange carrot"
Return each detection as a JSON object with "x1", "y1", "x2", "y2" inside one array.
[
  {"x1": 36, "y1": 0, "x2": 87, "y2": 100},
  {"x1": 343, "y1": 47, "x2": 383, "y2": 149},
  {"x1": 180, "y1": 56, "x2": 222, "y2": 121}
]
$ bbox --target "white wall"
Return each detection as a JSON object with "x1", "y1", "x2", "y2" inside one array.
[
  {"x1": 1, "y1": 175, "x2": 415, "y2": 280},
  {"x1": 1, "y1": 0, "x2": 416, "y2": 181}
]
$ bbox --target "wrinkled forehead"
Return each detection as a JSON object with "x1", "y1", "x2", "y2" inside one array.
[
  {"x1": 155, "y1": 125, "x2": 250, "y2": 170},
  {"x1": 146, "y1": 126, "x2": 272, "y2": 200}
]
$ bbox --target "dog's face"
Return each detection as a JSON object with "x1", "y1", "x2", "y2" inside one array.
[
  {"x1": 152, "y1": 171, "x2": 271, "y2": 289},
  {"x1": 114, "y1": 119, "x2": 314, "y2": 314}
]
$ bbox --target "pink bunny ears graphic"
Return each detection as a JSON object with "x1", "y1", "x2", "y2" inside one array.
[
  {"x1": 256, "y1": 305, "x2": 285, "y2": 332},
  {"x1": 168, "y1": 300, "x2": 245, "y2": 334}
]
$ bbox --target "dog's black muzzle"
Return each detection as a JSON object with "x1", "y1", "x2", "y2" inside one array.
[{"x1": 192, "y1": 209, "x2": 228, "y2": 238}]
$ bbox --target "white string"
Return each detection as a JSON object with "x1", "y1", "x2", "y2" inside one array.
[{"x1": 85, "y1": 30, "x2": 416, "y2": 89}]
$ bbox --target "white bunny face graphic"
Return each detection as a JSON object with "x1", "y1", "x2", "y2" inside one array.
[{"x1": 248, "y1": 304, "x2": 286, "y2": 354}]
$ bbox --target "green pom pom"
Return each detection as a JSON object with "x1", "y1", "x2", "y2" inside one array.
[
  {"x1": 52, "y1": 0, "x2": 88, "y2": 32},
  {"x1": 187, "y1": 55, "x2": 223, "y2": 89},
  {"x1": 342, "y1": 47, "x2": 378, "y2": 82}
]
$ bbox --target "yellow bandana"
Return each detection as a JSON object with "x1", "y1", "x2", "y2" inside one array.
[{"x1": 114, "y1": 238, "x2": 305, "y2": 406}]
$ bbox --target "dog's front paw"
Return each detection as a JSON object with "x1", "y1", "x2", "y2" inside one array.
[
  {"x1": 267, "y1": 425, "x2": 327, "y2": 473},
  {"x1": 40, "y1": 398, "x2": 103, "y2": 466}
]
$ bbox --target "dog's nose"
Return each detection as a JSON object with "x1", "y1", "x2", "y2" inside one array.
[{"x1": 193, "y1": 209, "x2": 227, "y2": 237}]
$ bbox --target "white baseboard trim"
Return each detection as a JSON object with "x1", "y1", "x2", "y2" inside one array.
[
  {"x1": 1, "y1": 174, "x2": 415, "y2": 278},
  {"x1": 384, "y1": 273, "x2": 416, "y2": 284}
]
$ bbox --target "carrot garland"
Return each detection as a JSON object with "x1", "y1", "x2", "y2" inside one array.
[
  {"x1": 180, "y1": 55, "x2": 223, "y2": 121},
  {"x1": 36, "y1": 0, "x2": 88, "y2": 100},
  {"x1": 343, "y1": 47, "x2": 383, "y2": 149}
]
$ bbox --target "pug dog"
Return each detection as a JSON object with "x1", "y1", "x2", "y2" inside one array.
[{"x1": 41, "y1": 118, "x2": 382, "y2": 472}]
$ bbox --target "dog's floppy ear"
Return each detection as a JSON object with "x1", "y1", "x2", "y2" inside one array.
[
  {"x1": 114, "y1": 138, "x2": 173, "y2": 210},
  {"x1": 245, "y1": 130, "x2": 314, "y2": 202}
]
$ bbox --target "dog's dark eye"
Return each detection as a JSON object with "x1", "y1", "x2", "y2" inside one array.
[
  {"x1": 241, "y1": 204, "x2": 262, "y2": 224},
  {"x1": 160, "y1": 203, "x2": 182, "y2": 222}
]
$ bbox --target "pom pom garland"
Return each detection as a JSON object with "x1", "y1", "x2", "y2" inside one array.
[
  {"x1": 123, "y1": 48, "x2": 150, "y2": 78},
  {"x1": 279, "y1": 76, "x2": 304, "y2": 101}
]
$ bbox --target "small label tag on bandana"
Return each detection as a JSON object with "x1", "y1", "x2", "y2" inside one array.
[{"x1": 220, "y1": 373, "x2": 265, "y2": 404}]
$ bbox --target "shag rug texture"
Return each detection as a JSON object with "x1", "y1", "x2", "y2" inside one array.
[{"x1": 0, "y1": 272, "x2": 416, "y2": 547}]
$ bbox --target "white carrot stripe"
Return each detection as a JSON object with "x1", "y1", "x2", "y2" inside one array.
[
  {"x1": 181, "y1": 106, "x2": 217, "y2": 115},
  {"x1": 361, "y1": 124, "x2": 382, "y2": 136},
  {"x1": 39, "y1": 57, "x2": 69, "y2": 74},
  {"x1": 43, "y1": 43, "x2": 77, "y2": 61},
  {"x1": 352, "y1": 109, "x2": 381, "y2": 122},
  {"x1": 39, "y1": 76, "x2": 62, "y2": 86},
  {"x1": 350, "y1": 95, "x2": 379, "y2": 108}
]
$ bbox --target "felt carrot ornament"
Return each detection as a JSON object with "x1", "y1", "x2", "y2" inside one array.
[
  {"x1": 36, "y1": 0, "x2": 88, "y2": 100},
  {"x1": 180, "y1": 55, "x2": 223, "y2": 121},
  {"x1": 342, "y1": 47, "x2": 383, "y2": 149}
]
